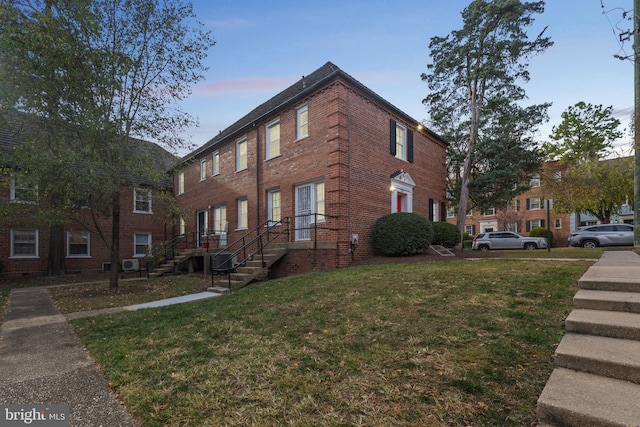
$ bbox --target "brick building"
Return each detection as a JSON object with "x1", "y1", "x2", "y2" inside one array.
[
  {"x1": 0, "y1": 122, "x2": 175, "y2": 277},
  {"x1": 175, "y1": 62, "x2": 448, "y2": 275},
  {"x1": 447, "y1": 161, "x2": 572, "y2": 246}
]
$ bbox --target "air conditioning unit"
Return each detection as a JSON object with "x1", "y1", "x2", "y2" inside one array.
[{"x1": 122, "y1": 258, "x2": 140, "y2": 271}]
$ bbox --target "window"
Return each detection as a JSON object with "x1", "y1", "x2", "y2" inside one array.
[
  {"x1": 214, "y1": 205, "x2": 227, "y2": 234},
  {"x1": 236, "y1": 138, "x2": 247, "y2": 171},
  {"x1": 481, "y1": 207, "x2": 495, "y2": 216},
  {"x1": 506, "y1": 199, "x2": 521, "y2": 212},
  {"x1": 527, "y1": 197, "x2": 544, "y2": 210},
  {"x1": 67, "y1": 230, "x2": 90, "y2": 257},
  {"x1": 505, "y1": 222, "x2": 519, "y2": 232},
  {"x1": 389, "y1": 119, "x2": 414, "y2": 162},
  {"x1": 266, "y1": 120, "x2": 280, "y2": 160},
  {"x1": 237, "y1": 198, "x2": 248, "y2": 229},
  {"x1": 447, "y1": 207, "x2": 456, "y2": 218},
  {"x1": 465, "y1": 225, "x2": 476, "y2": 236},
  {"x1": 134, "y1": 233, "x2": 151, "y2": 257},
  {"x1": 297, "y1": 105, "x2": 308, "y2": 140},
  {"x1": 315, "y1": 181, "x2": 325, "y2": 221},
  {"x1": 10, "y1": 177, "x2": 38, "y2": 203},
  {"x1": 200, "y1": 158, "x2": 207, "y2": 181},
  {"x1": 553, "y1": 171, "x2": 562, "y2": 180},
  {"x1": 529, "y1": 175, "x2": 541, "y2": 187},
  {"x1": 527, "y1": 219, "x2": 545, "y2": 232},
  {"x1": 134, "y1": 188, "x2": 152, "y2": 213},
  {"x1": 177, "y1": 171, "x2": 185, "y2": 195},
  {"x1": 11, "y1": 229, "x2": 38, "y2": 258},
  {"x1": 554, "y1": 218, "x2": 562, "y2": 229},
  {"x1": 212, "y1": 151, "x2": 219, "y2": 176},
  {"x1": 268, "y1": 190, "x2": 281, "y2": 223},
  {"x1": 179, "y1": 217, "x2": 186, "y2": 235}
]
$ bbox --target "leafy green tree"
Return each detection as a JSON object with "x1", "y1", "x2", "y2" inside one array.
[
  {"x1": 547, "y1": 157, "x2": 633, "y2": 224},
  {"x1": 0, "y1": 0, "x2": 214, "y2": 286},
  {"x1": 543, "y1": 102, "x2": 623, "y2": 163},
  {"x1": 422, "y1": 0, "x2": 552, "y2": 249}
]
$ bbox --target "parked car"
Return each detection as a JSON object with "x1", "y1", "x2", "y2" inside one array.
[
  {"x1": 568, "y1": 224, "x2": 634, "y2": 248},
  {"x1": 472, "y1": 231, "x2": 548, "y2": 251}
]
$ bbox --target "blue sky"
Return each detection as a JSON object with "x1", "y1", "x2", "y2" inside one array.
[{"x1": 180, "y1": 0, "x2": 634, "y2": 155}]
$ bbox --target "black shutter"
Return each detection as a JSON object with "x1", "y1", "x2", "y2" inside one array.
[
  {"x1": 390, "y1": 119, "x2": 396, "y2": 156},
  {"x1": 471, "y1": 225, "x2": 476, "y2": 235},
  {"x1": 407, "y1": 129, "x2": 414, "y2": 163},
  {"x1": 429, "y1": 198, "x2": 434, "y2": 221},
  {"x1": 526, "y1": 221, "x2": 531, "y2": 232},
  {"x1": 541, "y1": 220, "x2": 546, "y2": 228},
  {"x1": 526, "y1": 199, "x2": 530, "y2": 210},
  {"x1": 440, "y1": 203, "x2": 447, "y2": 222}
]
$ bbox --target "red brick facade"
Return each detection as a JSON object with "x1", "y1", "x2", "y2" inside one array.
[
  {"x1": 0, "y1": 187, "x2": 170, "y2": 277},
  {"x1": 176, "y1": 63, "x2": 448, "y2": 273},
  {"x1": 447, "y1": 161, "x2": 572, "y2": 247}
]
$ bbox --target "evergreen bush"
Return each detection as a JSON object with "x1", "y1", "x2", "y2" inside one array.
[
  {"x1": 432, "y1": 221, "x2": 462, "y2": 248},
  {"x1": 372, "y1": 212, "x2": 433, "y2": 256}
]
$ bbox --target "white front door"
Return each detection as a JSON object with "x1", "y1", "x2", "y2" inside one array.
[{"x1": 296, "y1": 184, "x2": 313, "y2": 240}]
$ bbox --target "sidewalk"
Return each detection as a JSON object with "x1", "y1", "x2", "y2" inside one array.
[{"x1": 0, "y1": 287, "x2": 221, "y2": 426}]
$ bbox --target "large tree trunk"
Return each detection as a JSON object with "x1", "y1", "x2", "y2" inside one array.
[
  {"x1": 47, "y1": 223, "x2": 66, "y2": 276},
  {"x1": 109, "y1": 191, "x2": 120, "y2": 288}
]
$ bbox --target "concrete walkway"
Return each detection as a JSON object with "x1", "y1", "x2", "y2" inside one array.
[{"x1": 0, "y1": 287, "x2": 221, "y2": 426}]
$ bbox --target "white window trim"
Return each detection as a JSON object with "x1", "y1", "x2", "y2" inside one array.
[
  {"x1": 133, "y1": 188, "x2": 152, "y2": 214},
  {"x1": 200, "y1": 158, "x2": 207, "y2": 181},
  {"x1": 296, "y1": 104, "x2": 309, "y2": 141},
  {"x1": 395, "y1": 123, "x2": 407, "y2": 161},
  {"x1": 266, "y1": 119, "x2": 281, "y2": 161},
  {"x1": 237, "y1": 198, "x2": 248, "y2": 230},
  {"x1": 10, "y1": 228, "x2": 39, "y2": 258},
  {"x1": 554, "y1": 218, "x2": 562, "y2": 229},
  {"x1": 10, "y1": 178, "x2": 38, "y2": 204},
  {"x1": 67, "y1": 230, "x2": 91, "y2": 258},
  {"x1": 529, "y1": 198, "x2": 543, "y2": 210},
  {"x1": 177, "y1": 171, "x2": 185, "y2": 195},
  {"x1": 236, "y1": 137, "x2": 248, "y2": 171},
  {"x1": 212, "y1": 151, "x2": 219, "y2": 176},
  {"x1": 268, "y1": 189, "x2": 281, "y2": 223},
  {"x1": 134, "y1": 232, "x2": 152, "y2": 258}
]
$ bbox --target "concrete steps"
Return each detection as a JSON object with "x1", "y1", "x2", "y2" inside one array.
[
  {"x1": 208, "y1": 247, "x2": 287, "y2": 292},
  {"x1": 537, "y1": 251, "x2": 640, "y2": 426}
]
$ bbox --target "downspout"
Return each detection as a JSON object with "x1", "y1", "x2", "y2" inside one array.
[{"x1": 255, "y1": 123, "x2": 260, "y2": 227}]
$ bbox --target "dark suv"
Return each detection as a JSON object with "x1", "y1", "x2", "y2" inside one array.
[{"x1": 568, "y1": 224, "x2": 634, "y2": 248}]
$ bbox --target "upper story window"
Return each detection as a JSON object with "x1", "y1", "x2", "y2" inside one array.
[
  {"x1": 266, "y1": 120, "x2": 280, "y2": 160},
  {"x1": 10, "y1": 176, "x2": 38, "y2": 203},
  {"x1": 389, "y1": 119, "x2": 413, "y2": 162},
  {"x1": 236, "y1": 138, "x2": 247, "y2": 171},
  {"x1": 506, "y1": 199, "x2": 521, "y2": 212},
  {"x1": 177, "y1": 171, "x2": 185, "y2": 195},
  {"x1": 527, "y1": 197, "x2": 544, "y2": 210},
  {"x1": 529, "y1": 175, "x2": 541, "y2": 187},
  {"x1": 237, "y1": 198, "x2": 248, "y2": 229},
  {"x1": 481, "y1": 207, "x2": 495, "y2": 216},
  {"x1": 67, "y1": 230, "x2": 90, "y2": 257},
  {"x1": 11, "y1": 228, "x2": 38, "y2": 258},
  {"x1": 297, "y1": 105, "x2": 308, "y2": 140},
  {"x1": 212, "y1": 151, "x2": 219, "y2": 176},
  {"x1": 200, "y1": 158, "x2": 207, "y2": 181},
  {"x1": 134, "y1": 188, "x2": 152, "y2": 213}
]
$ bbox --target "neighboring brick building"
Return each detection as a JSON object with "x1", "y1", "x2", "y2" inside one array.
[
  {"x1": 447, "y1": 161, "x2": 572, "y2": 246},
  {"x1": 175, "y1": 62, "x2": 448, "y2": 275},
  {"x1": 0, "y1": 122, "x2": 175, "y2": 277}
]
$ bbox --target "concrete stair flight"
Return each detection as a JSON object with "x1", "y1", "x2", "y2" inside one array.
[
  {"x1": 537, "y1": 251, "x2": 640, "y2": 426},
  {"x1": 208, "y1": 246, "x2": 287, "y2": 293}
]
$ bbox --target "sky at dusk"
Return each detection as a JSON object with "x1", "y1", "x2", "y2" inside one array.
[{"x1": 178, "y1": 0, "x2": 634, "y2": 156}]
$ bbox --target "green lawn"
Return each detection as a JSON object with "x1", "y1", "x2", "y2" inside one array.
[{"x1": 68, "y1": 259, "x2": 591, "y2": 426}]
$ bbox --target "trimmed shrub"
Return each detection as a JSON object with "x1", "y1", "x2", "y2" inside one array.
[
  {"x1": 530, "y1": 227, "x2": 553, "y2": 247},
  {"x1": 372, "y1": 212, "x2": 433, "y2": 256},
  {"x1": 432, "y1": 221, "x2": 462, "y2": 248}
]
